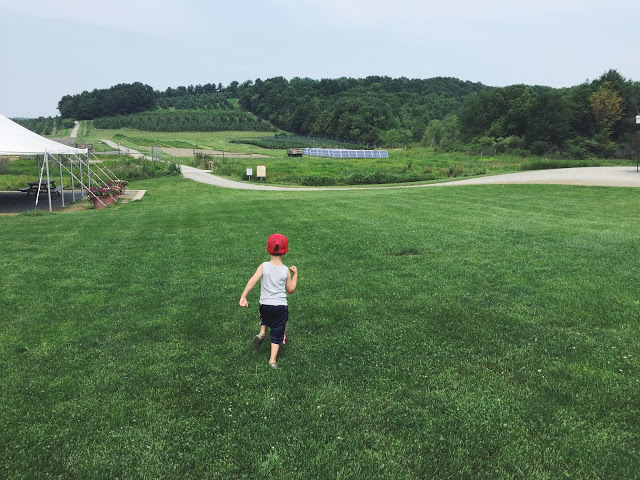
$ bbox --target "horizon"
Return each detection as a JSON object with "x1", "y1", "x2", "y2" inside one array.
[{"x1": 5, "y1": 70, "x2": 636, "y2": 120}]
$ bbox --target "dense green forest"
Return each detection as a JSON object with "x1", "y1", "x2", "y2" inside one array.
[
  {"x1": 57, "y1": 82, "x2": 237, "y2": 120},
  {"x1": 236, "y1": 71, "x2": 640, "y2": 157},
  {"x1": 455, "y1": 71, "x2": 640, "y2": 158},
  {"x1": 57, "y1": 82, "x2": 156, "y2": 119},
  {"x1": 18, "y1": 70, "x2": 640, "y2": 158},
  {"x1": 237, "y1": 76, "x2": 486, "y2": 146}
]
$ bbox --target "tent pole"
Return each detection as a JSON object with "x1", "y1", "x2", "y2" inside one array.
[
  {"x1": 70, "y1": 156, "x2": 76, "y2": 202},
  {"x1": 59, "y1": 154, "x2": 65, "y2": 208},
  {"x1": 34, "y1": 156, "x2": 42, "y2": 209},
  {"x1": 45, "y1": 152, "x2": 53, "y2": 212},
  {"x1": 79, "y1": 155, "x2": 85, "y2": 197}
]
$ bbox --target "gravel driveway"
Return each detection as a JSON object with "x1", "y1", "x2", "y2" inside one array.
[{"x1": 180, "y1": 165, "x2": 640, "y2": 191}]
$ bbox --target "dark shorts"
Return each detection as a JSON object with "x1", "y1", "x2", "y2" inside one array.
[{"x1": 259, "y1": 304, "x2": 288, "y2": 345}]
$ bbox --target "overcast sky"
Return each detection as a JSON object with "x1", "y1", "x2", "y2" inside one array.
[{"x1": 1, "y1": 0, "x2": 638, "y2": 118}]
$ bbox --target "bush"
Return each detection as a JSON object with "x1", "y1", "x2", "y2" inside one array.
[
  {"x1": 106, "y1": 157, "x2": 182, "y2": 180},
  {"x1": 520, "y1": 158, "x2": 590, "y2": 171},
  {"x1": 301, "y1": 176, "x2": 338, "y2": 186},
  {"x1": 495, "y1": 136, "x2": 525, "y2": 153},
  {"x1": 529, "y1": 141, "x2": 555, "y2": 156},
  {"x1": 341, "y1": 171, "x2": 428, "y2": 185}
]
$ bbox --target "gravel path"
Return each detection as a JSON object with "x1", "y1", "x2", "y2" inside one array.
[
  {"x1": 100, "y1": 139, "x2": 147, "y2": 159},
  {"x1": 70, "y1": 121, "x2": 79, "y2": 138},
  {"x1": 180, "y1": 165, "x2": 640, "y2": 191}
]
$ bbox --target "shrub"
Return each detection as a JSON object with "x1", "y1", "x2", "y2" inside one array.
[
  {"x1": 495, "y1": 136, "x2": 525, "y2": 153},
  {"x1": 301, "y1": 176, "x2": 338, "y2": 186},
  {"x1": 520, "y1": 158, "x2": 589, "y2": 171},
  {"x1": 106, "y1": 157, "x2": 181, "y2": 180},
  {"x1": 341, "y1": 171, "x2": 428, "y2": 185},
  {"x1": 529, "y1": 141, "x2": 557, "y2": 156}
]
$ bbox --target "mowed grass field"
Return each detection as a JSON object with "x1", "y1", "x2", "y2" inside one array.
[
  {"x1": 78, "y1": 124, "x2": 279, "y2": 157},
  {"x1": 1, "y1": 175, "x2": 639, "y2": 479},
  {"x1": 76, "y1": 124, "x2": 632, "y2": 187}
]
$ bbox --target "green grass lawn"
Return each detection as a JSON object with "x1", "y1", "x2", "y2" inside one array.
[
  {"x1": 70, "y1": 124, "x2": 634, "y2": 187},
  {"x1": 1, "y1": 176, "x2": 638, "y2": 479}
]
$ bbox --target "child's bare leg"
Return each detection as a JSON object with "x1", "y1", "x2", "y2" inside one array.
[
  {"x1": 253, "y1": 325, "x2": 268, "y2": 349},
  {"x1": 269, "y1": 343, "x2": 280, "y2": 364}
]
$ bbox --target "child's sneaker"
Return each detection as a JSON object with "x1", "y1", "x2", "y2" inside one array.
[{"x1": 252, "y1": 333, "x2": 265, "y2": 349}]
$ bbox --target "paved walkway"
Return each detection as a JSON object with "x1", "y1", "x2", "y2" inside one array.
[
  {"x1": 100, "y1": 139, "x2": 158, "y2": 161},
  {"x1": 180, "y1": 165, "x2": 640, "y2": 191}
]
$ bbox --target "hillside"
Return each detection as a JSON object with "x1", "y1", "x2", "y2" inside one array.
[{"x1": 16, "y1": 70, "x2": 640, "y2": 159}]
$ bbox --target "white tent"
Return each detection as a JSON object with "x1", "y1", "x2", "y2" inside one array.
[
  {"x1": 0, "y1": 113, "x2": 87, "y2": 156},
  {"x1": 0, "y1": 113, "x2": 90, "y2": 211}
]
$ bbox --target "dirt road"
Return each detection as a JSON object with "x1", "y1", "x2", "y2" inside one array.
[{"x1": 70, "y1": 121, "x2": 79, "y2": 138}]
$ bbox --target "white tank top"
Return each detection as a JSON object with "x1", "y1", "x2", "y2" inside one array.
[{"x1": 260, "y1": 262, "x2": 288, "y2": 306}]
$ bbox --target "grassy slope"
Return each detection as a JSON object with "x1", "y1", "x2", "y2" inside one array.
[
  {"x1": 77, "y1": 122, "x2": 279, "y2": 157},
  {"x1": 1, "y1": 177, "x2": 638, "y2": 479},
  {"x1": 75, "y1": 123, "x2": 634, "y2": 186}
]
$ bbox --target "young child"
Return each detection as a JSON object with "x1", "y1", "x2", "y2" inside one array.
[{"x1": 239, "y1": 233, "x2": 298, "y2": 368}]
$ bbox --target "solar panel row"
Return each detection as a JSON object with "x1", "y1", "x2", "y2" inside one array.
[{"x1": 301, "y1": 148, "x2": 389, "y2": 158}]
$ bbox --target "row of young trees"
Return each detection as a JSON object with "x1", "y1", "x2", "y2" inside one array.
[
  {"x1": 93, "y1": 111, "x2": 274, "y2": 132},
  {"x1": 155, "y1": 93, "x2": 234, "y2": 111},
  {"x1": 161, "y1": 82, "x2": 240, "y2": 98},
  {"x1": 13, "y1": 116, "x2": 75, "y2": 136}
]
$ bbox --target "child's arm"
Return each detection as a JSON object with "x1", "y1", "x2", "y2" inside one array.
[
  {"x1": 239, "y1": 264, "x2": 264, "y2": 307},
  {"x1": 286, "y1": 265, "x2": 298, "y2": 294}
]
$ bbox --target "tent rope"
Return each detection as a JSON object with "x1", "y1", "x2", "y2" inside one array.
[
  {"x1": 89, "y1": 152, "x2": 120, "y2": 180},
  {"x1": 51, "y1": 156, "x2": 109, "y2": 207},
  {"x1": 33, "y1": 155, "x2": 47, "y2": 207}
]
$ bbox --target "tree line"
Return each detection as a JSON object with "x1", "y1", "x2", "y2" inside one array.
[
  {"x1": 237, "y1": 71, "x2": 640, "y2": 157},
  {"x1": 58, "y1": 82, "x2": 156, "y2": 120},
  {"x1": 237, "y1": 76, "x2": 485, "y2": 146},
  {"x1": 39, "y1": 70, "x2": 640, "y2": 158},
  {"x1": 13, "y1": 116, "x2": 75, "y2": 136},
  {"x1": 455, "y1": 70, "x2": 639, "y2": 158},
  {"x1": 57, "y1": 82, "x2": 240, "y2": 120}
]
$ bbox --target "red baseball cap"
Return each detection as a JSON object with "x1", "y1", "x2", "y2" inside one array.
[{"x1": 267, "y1": 233, "x2": 288, "y2": 254}]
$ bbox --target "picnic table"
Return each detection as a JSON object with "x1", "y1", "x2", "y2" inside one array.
[{"x1": 18, "y1": 179, "x2": 61, "y2": 198}]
